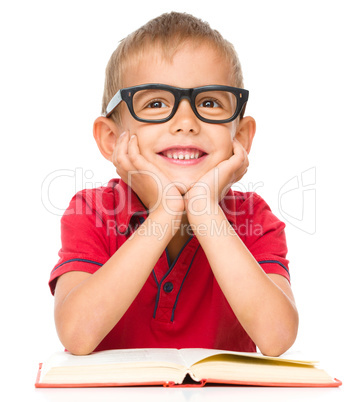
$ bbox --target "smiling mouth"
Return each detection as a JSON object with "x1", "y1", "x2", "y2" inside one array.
[{"x1": 159, "y1": 148, "x2": 207, "y2": 160}]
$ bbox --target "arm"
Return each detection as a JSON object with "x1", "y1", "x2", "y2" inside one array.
[
  {"x1": 54, "y1": 133, "x2": 183, "y2": 355},
  {"x1": 184, "y1": 140, "x2": 298, "y2": 356},
  {"x1": 55, "y1": 208, "x2": 180, "y2": 355}
]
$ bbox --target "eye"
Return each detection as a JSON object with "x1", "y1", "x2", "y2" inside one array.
[
  {"x1": 147, "y1": 100, "x2": 168, "y2": 108},
  {"x1": 198, "y1": 99, "x2": 220, "y2": 108}
]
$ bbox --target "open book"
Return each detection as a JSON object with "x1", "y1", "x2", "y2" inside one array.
[{"x1": 35, "y1": 348, "x2": 341, "y2": 388}]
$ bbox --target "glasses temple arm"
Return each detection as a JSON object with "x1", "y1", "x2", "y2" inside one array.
[{"x1": 105, "y1": 90, "x2": 122, "y2": 117}]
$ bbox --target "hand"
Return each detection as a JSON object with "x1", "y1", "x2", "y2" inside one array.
[
  {"x1": 112, "y1": 131, "x2": 185, "y2": 215},
  {"x1": 184, "y1": 138, "x2": 249, "y2": 218}
]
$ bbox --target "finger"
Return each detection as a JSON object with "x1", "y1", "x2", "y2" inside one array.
[
  {"x1": 111, "y1": 131, "x2": 127, "y2": 164},
  {"x1": 127, "y1": 134, "x2": 139, "y2": 157},
  {"x1": 229, "y1": 142, "x2": 249, "y2": 171},
  {"x1": 113, "y1": 131, "x2": 134, "y2": 176},
  {"x1": 127, "y1": 134, "x2": 144, "y2": 166},
  {"x1": 116, "y1": 131, "x2": 130, "y2": 158},
  {"x1": 127, "y1": 134, "x2": 156, "y2": 173},
  {"x1": 232, "y1": 138, "x2": 247, "y2": 159}
]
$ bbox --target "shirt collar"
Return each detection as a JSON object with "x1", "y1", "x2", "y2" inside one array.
[
  {"x1": 111, "y1": 179, "x2": 241, "y2": 234},
  {"x1": 111, "y1": 179, "x2": 148, "y2": 235},
  {"x1": 219, "y1": 187, "x2": 244, "y2": 224}
]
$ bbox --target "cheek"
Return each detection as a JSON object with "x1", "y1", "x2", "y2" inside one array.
[
  {"x1": 217, "y1": 137, "x2": 234, "y2": 159},
  {"x1": 120, "y1": 106, "x2": 142, "y2": 133},
  {"x1": 119, "y1": 113, "x2": 152, "y2": 152},
  {"x1": 211, "y1": 125, "x2": 235, "y2": 155},
  {"x1": 134, "y1": 128, "x2": 157, "y2": 158},
  {"x1": 225, "y1": 145, "x2": 234, "y2": 159},
  {"x1": 225, "y1": 129, "x2": 236, "y2": 157}
]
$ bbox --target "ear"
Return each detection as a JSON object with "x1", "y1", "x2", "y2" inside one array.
[
  {"x1": 93, "y1": 117, "x2": 122, "y2": 161},
  {"x1": 233, "y1": 116, "x2": 256, "y2": 154}
]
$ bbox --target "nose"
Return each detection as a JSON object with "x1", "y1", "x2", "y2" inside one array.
[{"x1": 169, "y1": 99, "x2": 200, "y2": 134}]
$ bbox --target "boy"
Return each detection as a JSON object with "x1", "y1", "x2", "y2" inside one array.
[{"x1": 50, "y1": 12, "x2": 298, "y2": 356}]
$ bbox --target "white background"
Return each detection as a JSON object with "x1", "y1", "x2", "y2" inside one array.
[{"x1": 1, "y1": 0, "x2": 355, "y2": 400}]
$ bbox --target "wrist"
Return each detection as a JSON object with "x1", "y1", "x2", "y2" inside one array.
[
  {"x1": 149, "y1": 206, "x2": 183, "y2": 236},
  {"x1": 184, "y1": 195, "x2": 219, "y2": 222}
]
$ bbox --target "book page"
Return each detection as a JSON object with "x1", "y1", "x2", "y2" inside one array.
[
  {"x1": 179, "y1": 348, "x2": 318, "y2": 368},
  {"x1": 40, "y1": 348, "x2": 186, "y2": 381}
]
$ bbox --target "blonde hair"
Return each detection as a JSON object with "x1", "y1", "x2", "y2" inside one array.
[{"x1": 102, "y1": 12, "x2": 244, "y2": 123}]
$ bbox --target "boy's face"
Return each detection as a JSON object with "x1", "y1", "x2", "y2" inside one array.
[{"x1": 118, "y1": 42, "x2": 242, "y2": 192}]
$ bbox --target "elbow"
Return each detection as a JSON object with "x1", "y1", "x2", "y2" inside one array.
[
  {"x1": 259, "y1": 338, "x2": 295, "y2": 357},
  {"x1": 59, "y1": 332, "x2": 98, "y2": 356},
  {"x1": 64, "y1": 341, "x2": 96, "y2": 356},
  {"x1": 258, "y1": 311, "x2": 299, "y2": 357},
  {"x1": 259, "y1": 333, "x2": 297, "y2": 357},
  {"x1": 55, "y1": 319, "x2": 100, "y2": 356}
]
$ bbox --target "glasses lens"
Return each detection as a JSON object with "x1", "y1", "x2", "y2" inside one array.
[
  {"x1": 132, "y1": 89, "x2": 175, "y2": 120},
  {"x1": 195, "y1": 90, "x2": 237, "y2": 121}
]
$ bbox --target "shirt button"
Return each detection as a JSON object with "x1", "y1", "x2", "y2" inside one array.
[{"x1": 163, "y1": 282, "x2": 174, "y2": 293}]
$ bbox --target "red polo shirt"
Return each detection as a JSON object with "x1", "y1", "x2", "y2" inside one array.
[{"x1": 50, "y1": 178, "x2": 290, "y2": 352}]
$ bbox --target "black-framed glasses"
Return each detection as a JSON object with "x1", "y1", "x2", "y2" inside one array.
[{"x1": 105, "y1": 84, "x2": 249, "y2": 124}]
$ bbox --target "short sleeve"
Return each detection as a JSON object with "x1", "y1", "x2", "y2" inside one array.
[
  {"x1": 49, "y1": 190, "x2": 111, "y2": 295},
  {"x1": 236, "y1": 193, "x2": 290, "y2": 282}
]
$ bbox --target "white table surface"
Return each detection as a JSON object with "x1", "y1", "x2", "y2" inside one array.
[{"x1": 24, "y1": 383, "x2": 351, "y2": 402}]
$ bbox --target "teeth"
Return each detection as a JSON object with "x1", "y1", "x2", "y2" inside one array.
[{"x1": 164, "y1": 149, "x2": 202, "y2": 160}]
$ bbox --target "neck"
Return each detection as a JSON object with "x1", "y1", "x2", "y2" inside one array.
[{"x1": 166, "y1": 213, "x2": 191, "y2": 263}]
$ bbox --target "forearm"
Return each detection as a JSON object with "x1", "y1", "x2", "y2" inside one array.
[
  {"x1": 188, "y1": 206, "x2": 298, "y2": 356},
  {"x1": 55, "y1": 208, "x2": 181, "y2": 355}
]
